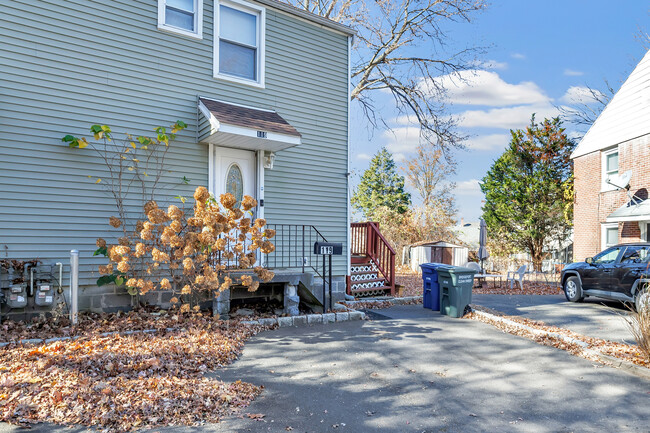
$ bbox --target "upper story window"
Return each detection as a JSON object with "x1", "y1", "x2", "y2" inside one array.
[
  {"x1": 158, "y1": 0, "x2": 204, "y2": 39},
  {"x1": 601, "y1": 147, "x2": 619, "y2": 191},
  {"x1": 214, "y1": 0, "x2": 266, "y2": 87}
]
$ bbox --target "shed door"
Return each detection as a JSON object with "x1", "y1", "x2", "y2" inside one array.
[{"x1": 441, "y1": 247, "x2": 453, "y2": 265}]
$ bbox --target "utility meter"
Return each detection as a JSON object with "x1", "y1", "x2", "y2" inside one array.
[
  {"x1": 7, "y1": 284, "x2": 27, "y2": 309},
  {"x1": 34, "y1": 283, "x2": 54, "y2": 307},
  {"x1": 32, "y1": 264, "x2": 56, "y2": 307}
]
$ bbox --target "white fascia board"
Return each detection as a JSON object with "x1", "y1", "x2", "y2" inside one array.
[
  {"x1": 218, "y1": 123, "x2": 301, "y2": 145},
  {"x1": 198, "y1": 100, "x2": 220, "y2": 135}
]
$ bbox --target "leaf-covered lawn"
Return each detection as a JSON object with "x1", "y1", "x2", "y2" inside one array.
[{"x1": 0, "y1": 313, "x2": 272, "y2": 431}]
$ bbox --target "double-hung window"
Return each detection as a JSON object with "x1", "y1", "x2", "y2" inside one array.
[
  {"x1": 215, "y1": 0, "x2": 265, "y2": 87},
  {"x1": 158, "y1": 0, "x2": 203, "y2": 39},
  {"x1": 602, "y1": 147, "x2": 619, "y2": 191}
]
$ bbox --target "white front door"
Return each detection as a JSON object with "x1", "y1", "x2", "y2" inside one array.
[{"x1": 212, "y1": 147, "x2": 256, "y2": 208}]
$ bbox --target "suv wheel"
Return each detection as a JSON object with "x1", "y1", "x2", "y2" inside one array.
[
  {"x1": 564, "y1": 276, "x2": 584, "y2": 302},
  {"x1": 635, "y1": 284, "x2": 650, "y2": 313}
]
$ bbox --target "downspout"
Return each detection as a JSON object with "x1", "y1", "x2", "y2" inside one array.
[{"x1": 346, "y1": 34, "x2": 352, "y2": 280}]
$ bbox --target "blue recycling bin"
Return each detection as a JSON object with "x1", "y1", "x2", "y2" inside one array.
[{"x1": 420, "y1": 263, "x2": 448, "y2": 311}]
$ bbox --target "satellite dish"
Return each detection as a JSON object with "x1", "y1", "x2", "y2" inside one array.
[{"x1": 606, "y1": 170, "x2": 632, "y2": 190}]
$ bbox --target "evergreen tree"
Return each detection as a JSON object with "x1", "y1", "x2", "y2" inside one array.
[
  {"x1": 352, "y1": 148, "x2": 411, "y2": 220},
  {"x1": 480, "y1": 116, "x2": 574, "y2": 271}
]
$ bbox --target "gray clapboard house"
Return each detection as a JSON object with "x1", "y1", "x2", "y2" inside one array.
[{"x1": 0, "y1": 0, "x2": 353, "y2": 318}]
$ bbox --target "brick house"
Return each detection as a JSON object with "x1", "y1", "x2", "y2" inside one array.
[{"x1": 572, "y1": 50, "x2": 650, "y2": 261}]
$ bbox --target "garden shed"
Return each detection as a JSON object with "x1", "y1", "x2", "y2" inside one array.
[{"x1": 406, "y1": 241, "x2": 469, "y2": 272}]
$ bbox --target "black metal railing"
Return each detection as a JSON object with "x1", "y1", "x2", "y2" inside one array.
[{"x1": 263, "y1": 224, "x2": 328, "y2": 279}]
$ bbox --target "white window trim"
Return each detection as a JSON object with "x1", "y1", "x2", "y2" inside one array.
[
  {"x1": 213, "y1": 0, "x2": 266, "y2": 88},
  {"x1": 158, "y1": 0, "x2": 204, "y2": 40},
  {"x1": 601, "y1": 147, "x2": 619, "y2": 192},
  {"x1": 601, "y1": 222, "x2": 619, "y2": 249},
  {"x1": 639, "y1": 221, "x2": 650, "y2": 242}
]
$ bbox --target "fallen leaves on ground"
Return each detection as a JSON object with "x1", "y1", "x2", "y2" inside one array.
[
  {"x1": 396, "y1": 272, "x2": 562, "y2": 296},
  {"x1": 0, "y1": 313, "x2": 274, "y2": 431},
  {"x1": 467, "y1": 306, "x2": 650, "y2": 369}
]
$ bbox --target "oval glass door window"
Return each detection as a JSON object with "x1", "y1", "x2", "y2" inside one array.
[{"x1": 225, "y1": 163, "x2": 244, "y2": 208}]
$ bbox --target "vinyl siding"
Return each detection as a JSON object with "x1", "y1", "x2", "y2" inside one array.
[{"x1": 0, "y1": 0, "x2": 350, "y2": 286}]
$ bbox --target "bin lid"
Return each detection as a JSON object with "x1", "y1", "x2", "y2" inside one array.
[
  {"x1": 437, "y1": 265, "x2": 476, "y2": 275},
  {"x1": 420, "y1": 263, "x2": 452, "y2": 271}
]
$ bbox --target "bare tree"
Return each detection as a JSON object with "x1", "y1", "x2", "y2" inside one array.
[
  {"x1": 284, "y1": 0, "x2": 487, "y2": 152},
  {"x1": 403, "y1": 140, "x2": 455, "y2": 206}
]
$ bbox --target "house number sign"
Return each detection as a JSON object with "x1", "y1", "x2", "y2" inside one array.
[{"x1": 313, "y1": 242, "x2": 343, "y2": 255}]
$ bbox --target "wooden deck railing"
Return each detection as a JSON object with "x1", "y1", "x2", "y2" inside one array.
[{"x1": 350, "y1": 222, "x2": 396, "y2": 295}]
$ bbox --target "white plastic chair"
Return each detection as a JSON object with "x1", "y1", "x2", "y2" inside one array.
[{"x1": 507, "y1": 265, "x2": 527, "y2": 290}]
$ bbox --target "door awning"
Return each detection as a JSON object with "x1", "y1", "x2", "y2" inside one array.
[
  {"x1": 198, "y1": 98, "x2": 301, "y2": 152},
  {"x1": 606, "y1": 198, "x2": 650, "y2": 222}
]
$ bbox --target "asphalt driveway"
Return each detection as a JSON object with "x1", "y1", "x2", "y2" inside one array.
[
  {"x1": 2, "y1": 305, "x2": 648, "y2": 433},
  {"x1": 473, "y1": 294, "x2": 635, "y2": 344}
]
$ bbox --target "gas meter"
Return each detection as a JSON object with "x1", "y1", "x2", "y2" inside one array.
[{"x1": 32, "y1": 264, "x2": 56, "y2": 307}]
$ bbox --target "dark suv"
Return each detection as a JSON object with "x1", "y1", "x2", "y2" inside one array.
[{"x1": 561, "y1": 242, "x2": 650, "y2": 311}]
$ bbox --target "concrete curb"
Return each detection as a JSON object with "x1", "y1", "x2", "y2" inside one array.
[
  {"x1": 472, "y1": 309, "x2": 650, "y2": 380},
  {"x1": 341, "y1": 296, "x2": 423, "y2": 307},
  {"x1": 241, "y1": 310, "x2": 366, "y2": 328}
]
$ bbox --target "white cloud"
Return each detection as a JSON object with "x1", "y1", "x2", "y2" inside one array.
[
  {"x1": 455, "y1": 179, "x2": 483, "y2": 196},
  {"x1": 355, "y1": 153, "x2": 372, "y2": 161},
  {"x1": 457, "y1": 103, "x2": 561, "y2": 130},
  {"x1": 468, "y1": 59, "x2": 508, "y2": 70},
  {"x1": 465, "y1": 133, "x2": 511, "y2": 151},
  {"x1": 564, "y1": 69, "x2": 584, "y2": 77},
  {"x1": 510, "y1": 53, "x2": 526, "y2": 60},
  {"x1": 560, "y1": 85, "x2": 605, "y2": 104},
  {"x1": 423, "y1": 70, "x2": 550, "y2": 107}
]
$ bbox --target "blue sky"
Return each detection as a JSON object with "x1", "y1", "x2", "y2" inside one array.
[{"x1": 349, "y1": 0, "x2": 649, "y2": 223}]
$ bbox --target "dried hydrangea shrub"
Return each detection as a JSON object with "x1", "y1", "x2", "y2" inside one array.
[{"x1": 98, "y1": 186, "x2": 275, "y2": 311}]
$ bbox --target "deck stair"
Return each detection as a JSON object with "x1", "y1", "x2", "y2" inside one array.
[{"x1": 348, "y1": 222, "x2": 395, "y2": 297}]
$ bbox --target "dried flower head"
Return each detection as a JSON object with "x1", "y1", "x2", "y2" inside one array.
[
  {"x1": 168, "y1": 204, "x2": 184, "y2": 221},
  {"x1": 181, "y1": 284, "x2": 192, "y2": 295},
  {"x1": 220, "y1": 276, "x2": 232, "y2": 292},
  {"x1": 98, "y1": 264, "x2": 112, "y2": 275},
  {"x1": 260, "y1": 240, "x2": 275, "y2": 254},
  {"x1": 148, "y1": 208, "x2": 168, "y2": 224},
  {"x1": 117, "y1": 261, "x2": 130, "y2": 273},
  {"x1": 109, "y1": 216, "x2": 122, "y2": 228},
  {"x1": 265, "y1": 229, "x2": 276, "y2": 239},
  {"x1": 254, "y1": 218, "x2": 266, "y2": 228},
  {"x1": 241, "y1": 274, "x2": 253, "y2": 287},
  {"x1": 248, "y1": 280, "x2": 260, "y2": 292},
  {"x1": 144, "y1": 200, "x2": 158, "y2": 214},
  {"x1": 241, "y1": 195, "x2": 257, "y2": 211},
  {"x1": 135, "y1": 242, "x2": 146, "y2": 258},
  {"x1": 96, "y1": 238, "x2": 107, "y2": 248},
  {"x1": 118, "y1": 236, "x2": 130, "y2": 246},
  {"x1": 194, "y1": 186, "x2": 211, "y2": 203},
  {"x1": 160, "y1": 278, "x2": 172, "y2": 290},
  {"x1": 135, "y1": 220, "x2": 145, "y2": 233},
  {"x1": 220, "y1": 193, "x2": 237, "y2": 210},
  {"x1": 170, "y1": 296, "x2": 179, "y2": 304},
  {"x1": 170, "y1": 220, "x2": 182, "y2": 233},
  {"x1": 180, "y1": 303, "x2": 190, "y2": 313}
]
